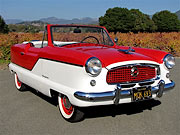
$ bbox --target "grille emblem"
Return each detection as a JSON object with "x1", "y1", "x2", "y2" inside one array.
[{"x1": 131, "y1": 67, "x2": 139, "y2": 77}]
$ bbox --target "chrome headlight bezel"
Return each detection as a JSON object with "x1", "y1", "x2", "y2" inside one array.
[
  {"x1": 163, "y1": 54, "x2": 175, "y2": 69},
  {"x1": 85, "y1": 57, "x2": 102, "y2": 77}
]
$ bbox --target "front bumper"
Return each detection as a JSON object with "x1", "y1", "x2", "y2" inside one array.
[{"x1": 74, "y1": 80, "x2": 175, "y2": 104}]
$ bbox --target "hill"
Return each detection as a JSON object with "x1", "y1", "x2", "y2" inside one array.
[
  {"x1": 5, "y1": 17, "x2": 98, "y2": 25},
  {"x1": 5, "y1": 19, "x2": 23, "y2": 24}
]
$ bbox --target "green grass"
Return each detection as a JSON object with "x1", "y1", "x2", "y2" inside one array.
[{"x1": 0, "y1": 59, "x2": 10, "y2": 64}]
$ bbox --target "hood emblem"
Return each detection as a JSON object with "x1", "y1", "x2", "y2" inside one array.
[
  {"x1": 118, "y1": 47, "x2": 135, "y2": 54},
  {"x1": 131, "y1": 67, "x2": 139, "y2": 77}
]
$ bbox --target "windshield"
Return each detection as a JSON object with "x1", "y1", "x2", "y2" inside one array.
[{"x1": 51, "y1": 26, "x2": 114, "y2": 46}]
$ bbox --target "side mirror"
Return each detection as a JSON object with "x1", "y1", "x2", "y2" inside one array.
[{"x1": 114, "y1": 37, "x2": 118, "y2": 43}]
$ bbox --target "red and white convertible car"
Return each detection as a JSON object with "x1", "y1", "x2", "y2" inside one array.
[{"x1": 9, "y1": 24, "x2": 175, "y2": 122}]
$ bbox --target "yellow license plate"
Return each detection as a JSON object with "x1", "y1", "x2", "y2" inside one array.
[{"x1": 133, "y1": 87, "x2": 152, "y2": 101}]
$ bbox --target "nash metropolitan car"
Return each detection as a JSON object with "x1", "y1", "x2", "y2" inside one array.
[{"x1": 9, "y1": 24, "x2": 175, "y2": 122}]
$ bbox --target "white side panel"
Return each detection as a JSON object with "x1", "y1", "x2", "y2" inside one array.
[
  {"x1": 9, "y1": 62, "x2": 51, "y2": 96},
  {"x1": 41, "y1": 59, "x2": 114, "y2": 93}
]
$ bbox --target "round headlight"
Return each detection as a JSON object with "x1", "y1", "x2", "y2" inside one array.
[
  {"x1": 85, "y1": 57, "x2": 102, "y2": 76},
  {"x1": 163, "y1": 54, "x2": 175, "y2": 69}
]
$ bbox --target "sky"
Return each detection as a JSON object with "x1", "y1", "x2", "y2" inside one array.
[{"x1": 0, "y1": 0, "x2": 180, "y2": 20}]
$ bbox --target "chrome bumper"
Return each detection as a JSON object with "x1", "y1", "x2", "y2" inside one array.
[{"x1": 74, "y1": 81, "x2": 175, "y2": 104}]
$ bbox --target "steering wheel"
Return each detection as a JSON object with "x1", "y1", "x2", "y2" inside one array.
[{"x1": 80, "y1": 36, "x2": 100, "y2": 44}]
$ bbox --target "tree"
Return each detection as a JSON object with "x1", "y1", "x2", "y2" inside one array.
[
  {"x1": 99, "y1": 7, "x2": 156, "y2": 33},
  {"x1": 152, "y1": 10, "x2": 180, "y2": 32},
  {"x1": 99, "y1": 7, "x2": 135, "y2": 33},
  {"x1": 0, "y1": 16, "x2": 9, "y2": 33},
  {"x1": 130, "y1": 9, "x2": 157, "y2": 32}
]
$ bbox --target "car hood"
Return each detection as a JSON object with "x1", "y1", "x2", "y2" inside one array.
[{"x1": 64, "y1": 44, "x2": 167, "y2": 67}]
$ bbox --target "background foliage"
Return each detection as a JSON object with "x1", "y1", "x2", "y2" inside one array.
[
  {"x1": 110, "y1": 32, "x2": 180, "y2": 56},
  {"x1": 0, "y1": 33, "x2": 42, "y2": 62},
  {"x1": 152, "y1": 10, "x2": 180, "y2": 32},
  {"x1": 99, "y1": 7, "x2": 180, "y2": 33},
  {"x1": 0, "y1": 32, "x2": 180, "y2": 63},
  {"x1": 8, "y1": 24, "x2": 44, "y2": 33}
]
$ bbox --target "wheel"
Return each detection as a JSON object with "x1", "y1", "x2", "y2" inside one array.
[
  {"x1": 58, "y1": 94, "x2": 84, "y2": 122},
  {"x1": 14, "y1": 73, "x2": 26, "y2": 91}
]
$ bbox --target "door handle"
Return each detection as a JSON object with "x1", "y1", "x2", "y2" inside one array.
[{"x1": 20, "y1": 52, "x2": 25, "y2": 55}]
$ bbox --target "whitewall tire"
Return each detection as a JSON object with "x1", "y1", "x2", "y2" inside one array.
[
  {"x1": 14, "y1": 73, "x2": 26, "y2": 91},
  {"x1": 58, "y1": 94, "x2": 84, "y2": 122}
]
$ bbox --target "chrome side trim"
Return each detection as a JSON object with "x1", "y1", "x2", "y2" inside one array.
[{"x1": 74, "y1": 81, "x2": 175, "y2": 102}]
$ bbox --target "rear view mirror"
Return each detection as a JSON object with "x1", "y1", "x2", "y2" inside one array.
[{"x1": 74, "y1": 28, "x2": 81, "y2": 33}]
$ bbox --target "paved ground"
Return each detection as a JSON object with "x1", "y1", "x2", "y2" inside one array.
[{"x1": 0, "y1": 58, "x2": 180, "y2": 135}]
